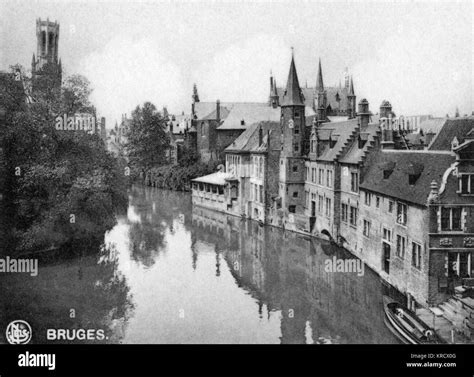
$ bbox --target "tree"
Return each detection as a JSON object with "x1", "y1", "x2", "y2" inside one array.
[
  {"x1": 0, "y1": 65, "x2": 128, "y2": 254},
  {"x1": 125, "y1": 102, "x2": 170, "y2": 175},
  {"x1": 61, "y1": 74, "x2": 93, "y2": 114}
]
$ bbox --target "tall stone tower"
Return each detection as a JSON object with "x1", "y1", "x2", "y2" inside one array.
[
  {"x1": 31, "y1": 18, "x2": 62, "y2": 89},
  {"x1": 279, "y1": 50, "x2": 307, "y2": 217}
]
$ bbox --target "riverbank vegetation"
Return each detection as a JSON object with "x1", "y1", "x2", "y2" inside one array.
[
  {"x1": 125, "y1": 103, "x2": 218, "y2": 191},
  {"x1": 0, "y1": 65, "x2": 128, "y2": 255}
]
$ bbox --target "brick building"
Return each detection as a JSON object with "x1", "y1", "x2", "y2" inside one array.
[{"x1": 191, "y1": 52, "x2": 474, "y2": 309}]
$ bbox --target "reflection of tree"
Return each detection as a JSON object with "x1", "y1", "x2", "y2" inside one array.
[
  {"x1": 0, "y1": 242, "x2": 134, "y2": 344},
  {"x1": 128, "y1": 221, "x2": 166, "y2": 268},
  {"x1": 127, "y1": 185, "x2": 193, "y2": 268}
]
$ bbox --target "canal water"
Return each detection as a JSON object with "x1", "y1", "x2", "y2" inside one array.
[{"x1": 0, "y1": 185, "x2": 398, "y2": 344}]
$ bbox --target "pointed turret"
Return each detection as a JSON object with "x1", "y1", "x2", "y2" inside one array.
[
  {"x1": 316, "y1": 58, "x2": 327, "y2": 123},
  {"x1": 347, "y1": 76, "x2": 356, "y2": 119},
  {"x1": 316, "y1": 58, "x2": 324, "y2": 93},
  {"x1": 269, "y1": 70, "x2": 279, "y2": 108},
  {"x1": 349, "y1": 76, "x2": 355, "y2": 96},
  {"x1": 192, "y1": 83, "x2": 200, "y2": 103},
  {"x1": 281, "y1": 50, "x2": 305, "y2": 107}
]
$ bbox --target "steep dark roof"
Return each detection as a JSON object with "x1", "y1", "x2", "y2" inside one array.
[
  {"x1": 201, "y1": 106, "x2": 231, "y2": 121},
  {"x1": 216, "y1": 103, "x2": 279, "y2": 130},
  {"x1": 360, "y1": 150, "x2": 455, "y2": 206},
  {"x1": 277, "y1": 86, "x2": 351, "y2": 112},
  {"x1": 316, "y1": 59, "x2": 324, "y2": 92},
  {"x1": 281, "y1": 55, "x2": 305, "y2": 107},
  {"x1": 225, "y1": 121, "x2": 279, "y2": 153},
  {"x1": 316, "y1": 119, "x2": 359, "y2": 162},
  {"x1": 428, "y1": 117, "x2": 474, "y2": 150}
]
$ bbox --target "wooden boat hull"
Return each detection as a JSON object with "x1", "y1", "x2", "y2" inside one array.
[{"x1": 383, "y1": 295, "x2": 445, "y2": 344}]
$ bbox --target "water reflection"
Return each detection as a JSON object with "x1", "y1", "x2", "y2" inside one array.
[
  {"x1": 0, "y1": 186, "x2": 397, "y2": 344},
  {"x1": 0, "y1": 244, "x2": 134, "y2": 344},
  {"x1": 113, "y1": 186, "x2": 396, "y2": 344}
]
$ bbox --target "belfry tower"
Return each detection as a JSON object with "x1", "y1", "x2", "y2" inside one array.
[{"x1": 31, "y1": 18, "x2": 62, "y2": 89}]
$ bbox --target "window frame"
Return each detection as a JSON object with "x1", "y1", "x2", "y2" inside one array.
[
  {"x1": 396, "y1": 202, "x2": 408, "y2": 226},
  {"x1": 411, "y1": 242, "x2": 422, "y2": 270},
  {"x1": 350, "y1": 172, "x2": 359, "y2": 193},
  {"x1": 363, "y1": 219, "x2": 371, "y2": 237},
  {"x1": 396, "y1": 234, "x2": 406, "y2": 259}
]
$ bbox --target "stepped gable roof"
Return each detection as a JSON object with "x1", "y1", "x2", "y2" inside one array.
[
  {"x1": 428, "y1": 117, "x2": 474, "y2": 150},
  {"x1": 339, "y1": 122, "x2": 380, "y2": 164},
  {"x1": 316, "y1": 118, "x2": 359, "y2": 162},
  {"x1": 225, "y1": 121, "x2": 279, "y2": 153},
  {"x1": 360, "y1": 150, "x2": 455, "y2": 206}
]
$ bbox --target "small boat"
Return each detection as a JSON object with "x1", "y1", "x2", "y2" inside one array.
[{"x1": 383, "y1": 295, "x2": 445, "y2": 344}]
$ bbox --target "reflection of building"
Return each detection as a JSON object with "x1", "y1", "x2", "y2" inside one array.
[{"x1": 190, "y1": 204, "x2": 394, "y2": 343}]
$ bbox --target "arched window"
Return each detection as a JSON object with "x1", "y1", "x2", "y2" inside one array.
[{"x1": 41, "y1": 31, "x2": 46, "y2": 55}]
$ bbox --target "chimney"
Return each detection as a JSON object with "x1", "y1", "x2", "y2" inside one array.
[
  {"x1": 380, "y1": 101, "x2": 394, "y2": 149},
  {"x1": 379, "y1": 100, "x2": 392, "y2": 119},
  {"x1": 357, "y1": 99, "x2": 370, "y2": 129},
  {"x1": 216, "y1": 99, "x2": 220, "y2": 121}
]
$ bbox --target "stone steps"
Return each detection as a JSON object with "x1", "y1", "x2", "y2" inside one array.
[{"x1": 433, "y1": 296, "x2": 474, "y2": 342}]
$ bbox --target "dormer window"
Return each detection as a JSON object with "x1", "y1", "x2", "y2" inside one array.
[
  {"x1": 409, "y1": 174, "x2": 420, "y2": 185},
  {"x1": 407, "y1": 162, "x2": 424, "y2": 186},
  {"x1": 459, "y1": 174, "x2": 474, "y2": 194},
  {"x1": 382, "y1": 161, "x2": 396, "y2": 179}
]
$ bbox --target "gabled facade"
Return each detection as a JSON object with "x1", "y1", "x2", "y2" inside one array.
[{"x1": 427, "y1": 138, "x2": 474, "y2": 304}]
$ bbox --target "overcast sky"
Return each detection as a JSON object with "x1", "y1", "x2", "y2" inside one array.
[{"x1": 1, "y1": 0, "x2": 472, "y2": 125}]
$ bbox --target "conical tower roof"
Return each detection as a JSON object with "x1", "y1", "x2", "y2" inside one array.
[
  {"x1": 349, "y1": 76, "x2": 355, "y2": 96},
  {"x1": 281, "y1": 51, "x2": 305, "y2": 107},
  {"x1": 316, "y1": 58, "x2": 324, "y2": 92}
]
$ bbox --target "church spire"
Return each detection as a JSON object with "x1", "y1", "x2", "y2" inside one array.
[
  {"x1": 192, "y1": 83, "x2": 200, "y2": 103},
  {"x1": 269, "y1": 70, "x2": 279, "y2": 108},
  {"x1": 316, "y1": 58, "x2": 324, "y2": 92},
  {"x1": 349, "y1": 76, "x2": 355, "y2": 96},
  {"x1": 281, "y1": 49, "x2": 305, "y2": 107}
]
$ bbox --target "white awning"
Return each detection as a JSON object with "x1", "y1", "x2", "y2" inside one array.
[{"x1": 192, "y1": 172, "x2": 236, "y2": 186}]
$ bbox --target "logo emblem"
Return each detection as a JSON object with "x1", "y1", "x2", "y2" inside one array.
[{"x1": 6, "y1": 320, "x2": 32, "y2": 344}]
